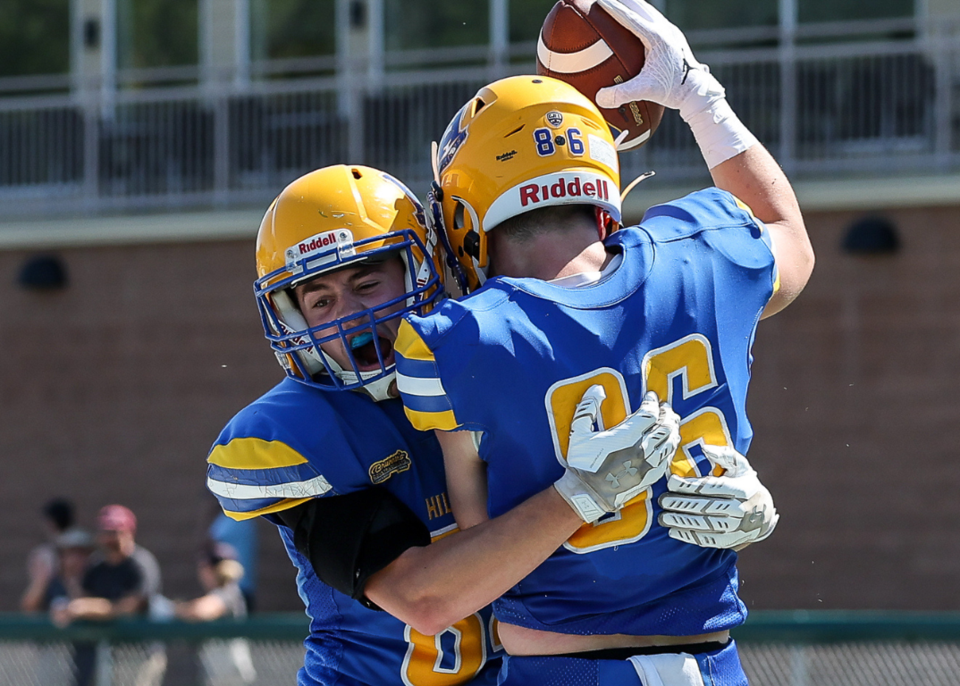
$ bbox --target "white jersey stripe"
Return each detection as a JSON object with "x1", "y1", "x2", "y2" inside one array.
[
  {"x1": 396, "y1": 372, "x2": 447, "y2": 397},
  {"x1": 537, "y1": 33, "x2": 613, "y2": 74},
  {"x1": 207, "y1": 474, "x2": 332, "y2": 501}
]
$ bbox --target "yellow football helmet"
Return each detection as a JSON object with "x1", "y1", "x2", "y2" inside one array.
[
  {"x1": 255, "y1": 165, "x2": 443, "y2": 400},
  {"x1": 431, "y1": 75, "x2": 621, "y2": 292}
]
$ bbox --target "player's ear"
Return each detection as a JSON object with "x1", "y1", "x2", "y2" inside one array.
[{"x1": 595, "y1": 207, "x2": 617, "y2": 240}]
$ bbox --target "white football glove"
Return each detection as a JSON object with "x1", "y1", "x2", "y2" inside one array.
[
  {"x1": 593, "y1": 0, "x2": 757, "y2": 166},
  {"x1": 593, "y1": 0, "x2": 723, "y2": 117},
  {"x1": 555, "y1": 386, "x2": 680, "y2": 523},
  {"x1": 658, "y1": 445, "x2": 779, "y2": 551}
]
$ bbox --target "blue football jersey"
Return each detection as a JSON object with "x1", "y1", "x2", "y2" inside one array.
[
  {"x1": 207, "y1": 377, "x2": 501, "y2": 686},
  {"x1": 395, "y1": 189, "x2": 778, "y2": 637}
]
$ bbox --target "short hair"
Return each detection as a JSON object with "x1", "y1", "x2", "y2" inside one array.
[
  {"x1": 43, "y1": 498, "x2": 75, "y2": 532},
  {"x1": 494, "y1": 204, "x2": 597, "y2": 243}
]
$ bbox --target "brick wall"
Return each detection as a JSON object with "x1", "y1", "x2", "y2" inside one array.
[
  {"x1": 1, "y1": 204, "x2": 957, "y2": 612},
  {"x1": 739, "y1": 204, "x2": 960, "y2": 611},
  {"x1": 0, "y1": 241, "x2": 301, "y2": 611}
]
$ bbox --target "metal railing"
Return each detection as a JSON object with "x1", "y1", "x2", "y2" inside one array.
[
  {"x1": 0, "y1": 18, "x2": 958, "y2": 220},
  {"x1": 2, "y1": 611, "x2": 960, "y2": 686}
]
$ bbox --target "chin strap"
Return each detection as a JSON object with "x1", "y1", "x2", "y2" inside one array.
[{"x1": 340, "y1": 368, "x2": 397, "y2": 402}]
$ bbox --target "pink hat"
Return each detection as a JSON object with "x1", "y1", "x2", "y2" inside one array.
[{"x1": 98, "y1": 504, "x2": 137, "y2": 533}]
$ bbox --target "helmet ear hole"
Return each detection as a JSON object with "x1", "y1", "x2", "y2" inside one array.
[{"x1": 453, "y1": 202, "x2": 466, "y2": 231}]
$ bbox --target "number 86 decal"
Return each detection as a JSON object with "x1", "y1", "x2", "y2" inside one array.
[
  {"x1": 534, "y1": 127, "x2": 585, "y2": 157},
  {"x1": 545, "y1": 334, "x2": 734, "y2": 554}
]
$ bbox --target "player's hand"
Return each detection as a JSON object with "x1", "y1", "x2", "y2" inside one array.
[
  {"x1": 593, "y1": 0, "x2": 724, "y2": 120},
  {"x1": 555, "y1": 386, "x2": 680, "y2": 522},
  {"x1": 658, "y1": 445, "x2": 779, "y2": 551}
]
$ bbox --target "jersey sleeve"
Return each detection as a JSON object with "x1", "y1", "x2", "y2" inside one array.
[
  {"x1": 730, "y1": 195, "x2": 780, "y2": 300},
  {"x1": 206, "y1": 428, "x2": 334, "y2": 522},
  {"x1": 394, "y1": 318, "x2": 462, "y2": 431}
]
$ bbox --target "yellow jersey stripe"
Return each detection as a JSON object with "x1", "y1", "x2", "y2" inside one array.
[
  {"x1": 734, "y1": 196, "x2": 755, "y2": 217},
  {"x1": 208, "y1": 437, "x2": 309, "y2": 470},
  {"x1": 222, "y1": 497, "x2": 313, "y2": 522},
  {"x1": 430, "y1": 523, "x2": 460, "y2": 543},
  {"x1": 395, "y1": 320, "x2": 436, "y2": 362},
  {"x1": 403, "y1": 406, "x2": 460, "y2": 432}
]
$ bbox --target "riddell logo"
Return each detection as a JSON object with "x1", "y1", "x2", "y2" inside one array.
[
  {"x1": 296, "y1": 230, "x2": 348, "y2": 255},
  {"x1": 518, "y1": 176, "x2": 610, "y2": 207},
  {"x1": 284, "y1": 229, "x2": 355, "y2": 270}
]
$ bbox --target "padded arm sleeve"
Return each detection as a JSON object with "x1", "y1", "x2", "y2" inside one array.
[{"x1": 275, "y1": 488, "x2": 431, "y2": 609}]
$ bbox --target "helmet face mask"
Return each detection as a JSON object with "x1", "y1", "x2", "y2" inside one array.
[
  {"x1": 255, "y1": 166, "x2": 443, "y2": 400},
  {"x1": 431, "y1": 76, "x2": 622, "y2": 293}
]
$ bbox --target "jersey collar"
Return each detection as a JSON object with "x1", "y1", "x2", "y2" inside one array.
[{"x1": 492, "y1": 228, "x2": 654, "y2": 309}]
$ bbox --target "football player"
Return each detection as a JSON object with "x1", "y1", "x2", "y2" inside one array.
[
  {"x1": 205, "y1": 164, "x2": 688, "y2": 686},
  {"x1": 393, "y1": 2, "x2": 814, "y2": 685}
]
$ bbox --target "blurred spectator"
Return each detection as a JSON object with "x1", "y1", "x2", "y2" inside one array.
[
  {"x1": 21, "y1": 529, "x2": 95, "y2": 613},
  {"x1": 176, "y1": 542, "x2": 256, "y2": 686},
  {"x1": 21, "y1": 498, "x2": 78, "y2": 611},
  {"x1": 52, "y1": 504, "x2": 165, "y2": 686},
  {"x1": 208, "y1": 511, "x2": 258, "y2": 611},
  {"x1": 175, "y1": 542, "x2": 247, "y2": 622},
  {"x1": 53, "y1": 505, "x2": 161, "y2": 623}
]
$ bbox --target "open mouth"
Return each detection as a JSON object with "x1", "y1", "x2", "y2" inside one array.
[{"x1": 349, "y1": 331, "x2": 394, "y2": 371}]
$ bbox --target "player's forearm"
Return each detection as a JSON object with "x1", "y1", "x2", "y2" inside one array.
[
  {"x1": 366, "y1": 487, "x2": 581, "y2": 635},
  {"x1": 710, "y1": 144, "x2": 800, "y2": 228},
  {"x1": 710, "y1": 144, "x2": 814, "y2": 316}
]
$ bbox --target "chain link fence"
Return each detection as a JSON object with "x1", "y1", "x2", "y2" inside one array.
[
  {"x1": 0, "y1": 639, "x2": 305, "y2": 686},
  {"x1": 0, "y1": 614, "x2": 306, "y2": 686},
  {"x1": 1, "y1": 612, "x2": 959, "y2": 686},
  {"x1": 742, "y1": 642, "x2": 960, "y2": 686}
]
